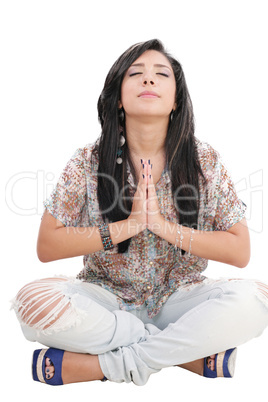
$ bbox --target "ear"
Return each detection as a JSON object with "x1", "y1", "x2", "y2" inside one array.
[
  {"x1": 118, "y1": 100, "x2": 123, "y2": 109},
  {"x1": 173, "y1": 102, "x2": 177, "y2": 111}
]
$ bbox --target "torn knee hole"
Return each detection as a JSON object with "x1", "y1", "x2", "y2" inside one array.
[
  {"x1": 22, "y1": 294, "x2": 70, "y2": 330},
  {"x1": 14, "y1": 279, "x2": 71, "y2": 330}
]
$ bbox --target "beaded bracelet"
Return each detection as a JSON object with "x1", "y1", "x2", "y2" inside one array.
[
  {"x1": 175, "y1": 223, "x2": 184, "y2": 257},
  {"x1": 175, "y1": 225, "x2": 179, "y2": 250},
  {"x1": 188, "y1": 228, "x2": 194, "y2": 258},
  {"x1": 99, "y1": 222, "x2": 114, "y2": 251}
]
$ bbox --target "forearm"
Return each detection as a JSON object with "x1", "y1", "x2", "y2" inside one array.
[
  {"x1": 151, "y1": 217, "x2": 250, "y2": 268},
  {"x1": 37, "y1": 217, "x2": 141, "y2": 262}
]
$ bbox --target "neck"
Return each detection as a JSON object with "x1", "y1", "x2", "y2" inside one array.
[{"x1": 125, "y1": 117, "x2": 169, "y2": 159}]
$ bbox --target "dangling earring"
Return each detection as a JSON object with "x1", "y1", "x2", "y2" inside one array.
[
  {"x1": 119, "y1": 108, "x2": 125, "y2": 122},
  {"x1": 116, "y1": 132, "x2": 126, "y2": 164},
  {"x1": 170, "y1": 110, "x2": 174, "y2": 122},
  {"x1": 117, "y1": 107, "x2": 126, "y2": 164}
]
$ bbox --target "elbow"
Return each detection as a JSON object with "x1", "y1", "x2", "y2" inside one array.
[
  {"x1": 233, "y1": 249, "x2": 251, "y2": 269},
  {"x1": 226, "y1": 218, "x2": 251, "y2": 269},
  {"x1": 37, "y1": 248, "x2": 52, "y2": 263},
  {"x1": 37, "y1": 239, "x2": 54, "y2": 263},
  {"x1": 37, "y1": 253, "x2": 51, "y2": 263},
  {"x1": 235, "y1": 259, "x2": 249, "y2": 269},
  {"x1": 37, "y1": 212, "x2": 63, "y2": 263}
]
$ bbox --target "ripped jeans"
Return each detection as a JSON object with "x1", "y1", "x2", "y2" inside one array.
[{"x1": 12, "y1": 277, "x2": 268, "y2": 385}]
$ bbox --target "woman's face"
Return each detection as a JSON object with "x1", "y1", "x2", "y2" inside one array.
[{"x1": 120, "y1": 50, "x2": 176, "y2": 121}]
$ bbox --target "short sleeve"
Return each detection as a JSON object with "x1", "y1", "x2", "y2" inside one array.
[
  {"x1": 213, "y1": 155, "x2": 247, "y2": 231},
  {"x1": 44, "y1": 148, "x2": 87, "y2": 226}
]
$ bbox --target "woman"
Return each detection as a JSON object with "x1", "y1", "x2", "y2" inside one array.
[{"x1": 13, "y1": 39, "x2": 268, "y2": 386}]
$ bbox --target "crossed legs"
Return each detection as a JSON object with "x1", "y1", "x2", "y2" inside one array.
[{"x1": 12, "y1": 277, "x2": 268, "y2": 385}]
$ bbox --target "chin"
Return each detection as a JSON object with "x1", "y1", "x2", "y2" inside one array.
[{"x1": 127, "y1": 109, "x2": 170, "y2": 120}]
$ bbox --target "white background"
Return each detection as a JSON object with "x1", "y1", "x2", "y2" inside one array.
[{"x1": 1, "y1": 0, "x2": 267, "y2": 400}]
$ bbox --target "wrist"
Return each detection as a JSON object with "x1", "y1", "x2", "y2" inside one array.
[
  {"x1": 126, "y1": 216, "x2": 146, "y2": 236},
  {"x1": 148, "y1": 214, "x2": 166, "y2": 235}
]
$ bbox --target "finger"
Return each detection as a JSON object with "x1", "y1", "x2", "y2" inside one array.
[
  {"x1": 136, "y1": 165, "x2": 147, "y2": 207},
  {"x1": 136, "y1": 163, "x2": 144, "y2": 184},
  {"x1": 137, "y1": 161, "x2": 148, "y2": 192},
  {"x1": 147, "y1": 169, "x2": 156, "y2": 196},
  {"x1": 148, "y1": 189, "x2": 159, "y2": 215},
  {"x1": 147, "y1": 162, "x2": 153, "y2": 185}
]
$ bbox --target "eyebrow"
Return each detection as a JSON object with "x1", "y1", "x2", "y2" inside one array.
[{"x1": 130, "y1": 63, "x2": 172, "y2": 71}]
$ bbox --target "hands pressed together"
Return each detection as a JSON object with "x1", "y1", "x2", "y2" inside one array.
[{"x1": 128, "y1": 159, "x2": 165, "y2": 234}]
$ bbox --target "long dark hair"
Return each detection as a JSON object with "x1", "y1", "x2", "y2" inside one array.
[{"x1": 94, "y1": 39, "x2": 205, "y2": 253}]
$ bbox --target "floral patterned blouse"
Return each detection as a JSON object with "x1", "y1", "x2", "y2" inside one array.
[{"x1": 44, "y1": 138, "x2": 246, "y2": 318}]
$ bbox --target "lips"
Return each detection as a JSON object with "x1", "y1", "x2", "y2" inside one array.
[{"x1": 138, "y1": 91, "x2": 159, "y2": 98}]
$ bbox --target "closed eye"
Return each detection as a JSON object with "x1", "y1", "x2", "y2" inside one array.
[
  {"x1": 129, "y1": 72, "x2": 169, "y2": 78},
  {"x1": 129, "y1": 72, "x2": 142, "y2": 77},
  {"x1": 157, "y1": 73, "x2": 169, "y2": 77}
]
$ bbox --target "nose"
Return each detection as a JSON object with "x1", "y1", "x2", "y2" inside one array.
[
  {"x1": 143, "y1": 79, "x2": 155, "y2": 85},
  {"x1": 142, "y1": 70, "x2": 155, "y2": 86}
]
